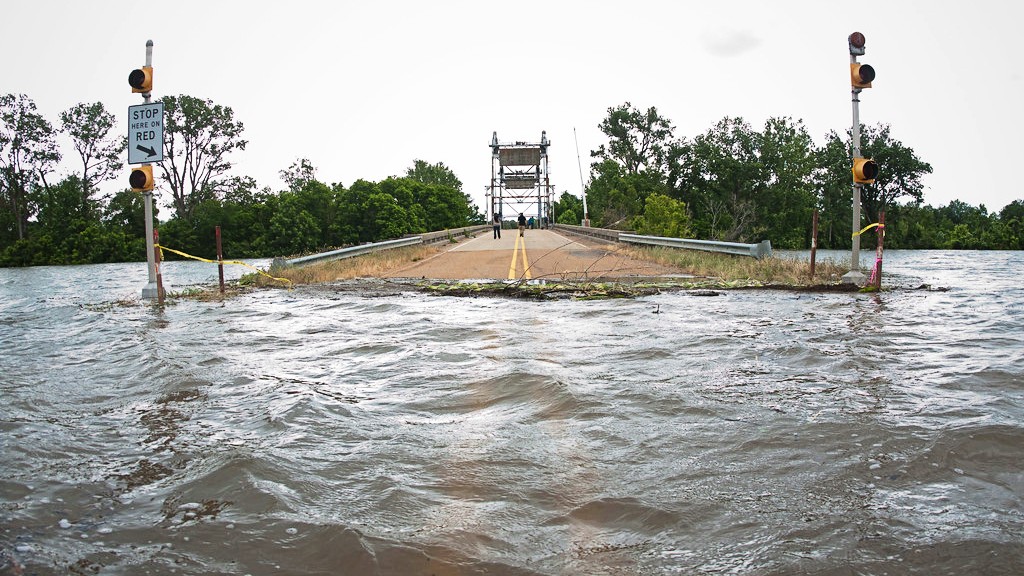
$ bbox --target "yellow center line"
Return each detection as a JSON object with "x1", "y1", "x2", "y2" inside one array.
[
  {"x1": 520, "y1": 236, "x2": 532, "y2": 280},
  {"x1": 507, "y1": 234, "x2": 533, "y2": 280},
  {"x1": 507, "y1": 235, "x2": 518, "y2": 279}
]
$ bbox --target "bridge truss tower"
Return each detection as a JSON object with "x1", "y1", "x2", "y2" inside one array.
[{"x1": 487, "y1": 131, "x2": 553, "y2": 226}]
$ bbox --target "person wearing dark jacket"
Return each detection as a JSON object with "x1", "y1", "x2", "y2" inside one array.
[{"x1": 517, "y1": 214, "x2": 527, "y2": 237}]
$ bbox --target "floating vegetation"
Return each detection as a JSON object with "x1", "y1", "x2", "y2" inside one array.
[{"x1": 415, "y1": 278, "x2": 859, "y2": 300}]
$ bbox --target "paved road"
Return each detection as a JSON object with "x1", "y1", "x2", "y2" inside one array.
[{"x1": 383, "y1": 229, "x2": 687, "y2": 281}]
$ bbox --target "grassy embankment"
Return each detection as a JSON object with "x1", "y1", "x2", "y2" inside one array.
[{"x1": 613, "y1": 245, "x2": 849, "y2": 286}]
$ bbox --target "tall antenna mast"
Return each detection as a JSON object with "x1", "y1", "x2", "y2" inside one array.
[{"x1": 573, "y1": 127, "x2": 589, "y2": 227}]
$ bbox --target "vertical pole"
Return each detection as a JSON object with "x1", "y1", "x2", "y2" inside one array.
[
  {"x1": 154, "y1": 228, "x2": 165, "y2": 305},
  {"x1": 810, "y1": 210, "x2": 819, "y2": 279},
  {"x1": 574, "y1": 127, "x2": 589, "y2": 227},
  {"x1": 851, "y1": 73, "x2": 862, "y2": 270},
  {"x1": 216, "y1": 225, "x2": 225, "y2": 294},
  {"x1": 490, "y1": 131, "x2": 500, "y2": 222},
  {"x1": 842, "y1": 52, "x2": 867, "y2": 284},
  {"x1": 140, "y1": 39, "x2": 160, "y2": 299},
  {"x1": 873, "y1": 211, "x2": 885, "y2": 291},
  {"x1": 541, "y1": 130, "x2": 549, "y2": 228}
]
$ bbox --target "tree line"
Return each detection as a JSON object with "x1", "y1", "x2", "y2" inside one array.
[
  {"x1": 2, "y1": 95, "x2": 1021, "y2": 268},
  {"x1": 0, "y1": 94, "x2": 483, "y2": 266},
  {"x1": 551, "y1": 103, "x2": 1022, "y2": 250}
]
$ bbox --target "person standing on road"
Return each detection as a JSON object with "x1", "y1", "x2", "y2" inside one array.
[
  {"x1": 518, "y1": 213, "x2": 527, "y2": 237},
  {"x1": 493, "y1": 213, "x2": 502, "y2": 239}
]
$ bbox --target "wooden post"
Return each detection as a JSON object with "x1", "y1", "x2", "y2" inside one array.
[
  {"x1": 810, "y1": 210, "x2": 819, "y2": 280},
  {"x1": 873, "y1": 211, "x2": 885, "y2": 291},
  {"x1": 216, "y1": 225, "x2": 225, "y2": 294}
]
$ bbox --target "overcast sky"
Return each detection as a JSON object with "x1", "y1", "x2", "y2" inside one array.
[{"x1": 3, "y1": 0, "x2": 1022, "y2": 217}]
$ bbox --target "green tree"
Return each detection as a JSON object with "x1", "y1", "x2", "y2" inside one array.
[
  {"x1": 552, "y1": 191, "x2": 583, "y2": 225},
  {"x1": 632, "y1": 193, "x2": 692, "y2": 238},
  {"x1": 404, "y1": 159, "x2": 482, "y2": 224},
  {"x1": 363, "y1": 192, "x2": 410, "y2": 240},
  {"x1": 60, "y1": 102, "x2": 123, "y2": 211},
  {"x1": 160, "y1": 95, "x2": 247, "y2": 222},
  {"x1": 405, "y1": 159, "x2": 463, "y2": 190},
  {"x1": 593, "y1": 102, "x2": 675, "y2": 175},
  {"x1": 280, "y1": 158, "x2": 317, "y2": 192},
  {"x1": 678, "y1": 117, "x2": 761, "y2": 241},
  {"x1": 104, "y1": 189, "x2": 150, "y2": 240},
  {"x1": 1000, "y1": 200, "x2": 1024, "y2": 249},
  {"x1": 0, "y1": 94, "x2": 61, "y2": 242},
  {"x1": 813, "y1": 131, "x2": 855, "y2": 249},
  {"x1": 586, "y1": 102, "x2": 677, "y2": 228},
  {"x1": 586, "y1": 159, "x2": 669, "y2": 228},
  {"x1": 755, "y1": 117, "x2": 817, "y2": 248}
]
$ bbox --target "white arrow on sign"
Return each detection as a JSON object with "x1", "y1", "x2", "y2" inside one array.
[{"x1": 127, "y1": 102, "x2": 164, "y2": 164}]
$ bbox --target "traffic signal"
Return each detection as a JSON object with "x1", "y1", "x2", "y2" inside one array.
[
  {"x1": 848, "y1": 32, "x2": 866, "y2": 56},
  {"x1": 129, "y1": 66, "x2": 153, "y2": 93},
  {"x1": 851, "y1": 63, "x2": 875, "y2": 89},
  {"x1": 852, "y1": 157, "x2": 878, "y2": 184},
  {"x1": 130, "y1": 165, "x2": 155, "y2": 192}
]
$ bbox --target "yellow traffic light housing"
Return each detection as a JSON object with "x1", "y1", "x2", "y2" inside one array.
[
  {"x1": 130, "y1": 165, "x2": 155, "y2": 192},
  {"x1": 852, "y1": 157, "x2": 878, "y2": 184},
  {"x1": 129, "y1": 66, "x2": 153, "y2": 93},
  {"x1": 851, "y1": 63, "x2": 874, "y2": 89}
]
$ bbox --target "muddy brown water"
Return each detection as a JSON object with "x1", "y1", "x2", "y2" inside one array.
[{"x1": 2, "y1": 250, "x2": 1022, "y2": 575}]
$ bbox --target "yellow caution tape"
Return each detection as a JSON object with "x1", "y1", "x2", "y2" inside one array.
[
  {"x1": 852, "y1": 222, "x2": 885, "y2": 238},
  {"x1": 155, "y1": 244, "x2": 292, "y2": 287}
]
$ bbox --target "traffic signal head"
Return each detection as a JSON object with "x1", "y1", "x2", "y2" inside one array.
[
  {"x1": 129, "y1": 66, "x2": 153, "y2": 94},
  {"x1": 849, "y1": 32, "x2": 867, "y2": 56},
  {"x1": 851, "y1": 63, "x2": 875, "y2": 89},
  {"x1": 130, "y1": 165, "x2": 155, "y2": 192},
  {"x1": 852, "y1": 157, "x2": 878, "y2": 184}
]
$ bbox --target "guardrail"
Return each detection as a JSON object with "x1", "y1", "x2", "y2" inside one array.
[
  {"x1": 551, "y1": 223, "x2": 629, "y2": 243},
  {"x1": 278, "y1": 236, "x2": 422, "y2": 268},
  {"x1": 417, "y1": 225, "x2": 491, "y2": 244},
  {"x1": 273, "y1": 225, "x2": 491, "y2": 268},
  {"x1": 619, "y1": 233, "x2": 772, "y2": 259}
]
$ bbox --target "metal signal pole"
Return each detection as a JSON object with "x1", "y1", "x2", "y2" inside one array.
[
  {"x1": 842, "y1": 32, "x2": 875, "y2": 285},
  {"x1": 139, "y1": 40, "x2": 159, "y2": 298}
]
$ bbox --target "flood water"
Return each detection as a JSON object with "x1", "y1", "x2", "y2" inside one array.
[{"x1": 2, "y1": 250, "x2": 1023, "y2": 575}]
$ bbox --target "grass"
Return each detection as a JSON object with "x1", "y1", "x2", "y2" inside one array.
[
  {"x1": 252, "y1": 244, "x2": 442, "y2": 286},
  {"x1": 611, "y1": 245, "x2": 849, "y2": 285}
]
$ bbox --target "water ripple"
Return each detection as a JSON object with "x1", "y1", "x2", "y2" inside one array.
[{"x1": 2, "y1": 252, "x2": 1024, "y2": 574}]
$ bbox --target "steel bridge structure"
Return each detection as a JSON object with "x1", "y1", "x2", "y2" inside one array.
[{"x1": 487, "y1": 131, "x2": 554, "y2": 226}]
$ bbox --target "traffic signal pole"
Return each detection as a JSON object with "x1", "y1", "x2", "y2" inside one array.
[
  {"x1": 138, "y1": 40, "x2": 159, "y2": 299},
  {"x1": 845, "y1": 69, "x2": 867, "y2": 284},
  {"x1": 842, "y1": 32, "x2": 872, "y2": 285}
]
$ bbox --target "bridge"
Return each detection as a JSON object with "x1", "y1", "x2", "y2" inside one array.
[
  {"x1": 273, "y1": 224, "x2": 771, "y2": 282},
  {"x1": 381, "y1": 228, "x2": 686, "y2": 281}
]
